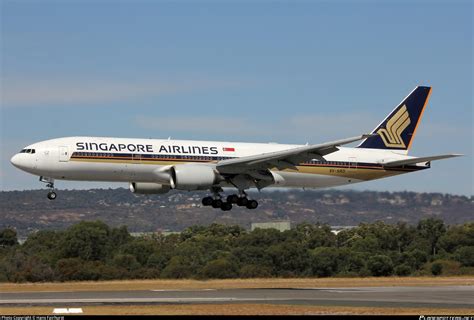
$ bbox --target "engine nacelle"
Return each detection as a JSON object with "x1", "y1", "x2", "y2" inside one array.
[
  {"x1": 171, "y1": 164, "x2": 220, "y2": 191},
  {"x1": 129, "y1": 182, "x2": 171, "y2": 194}
]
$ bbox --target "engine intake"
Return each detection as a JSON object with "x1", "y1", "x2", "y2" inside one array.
[
  {"x1": 129, "y1": 182, "x2": 171, "y2": 194},
  {"x1": 171, "y1": 164, "x2": 220, "y2": 191}
]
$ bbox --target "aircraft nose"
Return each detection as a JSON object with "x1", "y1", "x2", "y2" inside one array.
[{"x1": 10, "y1": 154, "x2": 21, "y2": 168}]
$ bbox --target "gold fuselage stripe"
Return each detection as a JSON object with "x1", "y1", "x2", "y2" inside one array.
[{"x1": 69, "y1": 157, "x2": 422, "y2": 181}]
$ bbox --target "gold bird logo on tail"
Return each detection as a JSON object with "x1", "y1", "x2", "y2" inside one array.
[{"x1": 377, "y1": 105, "x2": 411, "y2": 148}]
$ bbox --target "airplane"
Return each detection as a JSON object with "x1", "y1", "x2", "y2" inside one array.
[{"x1": 10, "y1": 86, "x2": 461, "y2": 211}]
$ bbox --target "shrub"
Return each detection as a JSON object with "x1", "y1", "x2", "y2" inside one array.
[
  {"x1": 160, "y1": 256, "x2": 193, "y2": 279},
  {"x1": 394, "y1": 264, "x2": 412, "y2": 276},
  {"x1": 431, "y1": 262, "x2": 443, "y2": 275},
  {"x1": 199, "y1": 258, "x2": 238, "y2": 279},
  {"x1": 239, "y1": 264, "x2": 273, "y2": 278},
  {"x1": 112, "y1": 254, "x2": 140, "y2": 272},
  {"x1": 426, "y1": 260, "x2": 462, "y2": 276}
]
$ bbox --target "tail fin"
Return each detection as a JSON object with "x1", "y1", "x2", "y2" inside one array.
[{"x1": 358, "y1": 86, "x2": 432, "y2": 153}]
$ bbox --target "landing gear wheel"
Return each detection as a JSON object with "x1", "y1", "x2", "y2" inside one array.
[
  {"x1": 47, "y1": 191, "x2": 57, "y2": 200},
  {"x1": 236, "y1": 197, "x2": 249, "y2": 206},
  {"x1": 220, "y1": 202, "x2": 232, "y2": 211},
  {"x1": 227, "y1": 194, "x2": 239, "y2": 204},
  {"x1": 246, "y1": 199, "x2": 258, "y2": 209},
  {"x1": 202, "y1": 196, "x2": 213, "y2": 206},
  {"x1": 211, "y1": 199, "x2": 223, "y2": 209}
]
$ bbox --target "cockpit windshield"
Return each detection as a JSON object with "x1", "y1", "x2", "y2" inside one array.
[{"x1": 20, "y1": 149, "x2": 35, "y2": 154}]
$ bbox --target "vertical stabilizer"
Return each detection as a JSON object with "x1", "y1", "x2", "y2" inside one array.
[{"x1": 358, "y1": 86, "x2": 432, "y2": 153}]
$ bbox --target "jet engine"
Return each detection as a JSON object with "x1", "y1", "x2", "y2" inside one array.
[
  {"x1": 171, "y1": 164, "x2": 221, "y2": 191},
  {"x1": 129, "y1": 182, "x2": 171, "y2": 194}
]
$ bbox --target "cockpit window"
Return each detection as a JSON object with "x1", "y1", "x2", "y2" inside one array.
[{"x1": 19, "y1": 149, "x2": 35, "y2": 154}]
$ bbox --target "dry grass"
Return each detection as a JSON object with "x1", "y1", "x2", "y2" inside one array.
[
  {"x1": 1, "y1": 304, "x2": 473, "y2": 315},
  {"x1": 1, "y1": 276, "x2": 473, "y2": 293}
]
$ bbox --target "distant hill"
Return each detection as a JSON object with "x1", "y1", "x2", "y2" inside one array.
[{"x1": 0, "y1": 188, "x2": 472, "y2": 237}]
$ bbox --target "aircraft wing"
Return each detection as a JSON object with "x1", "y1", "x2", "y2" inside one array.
[
  {"x1": 216, "y1": 134, "x2": 374, "y2": 174},
  {"x1": 381, "y1": 154, "x2": 463, "y2": 167}
]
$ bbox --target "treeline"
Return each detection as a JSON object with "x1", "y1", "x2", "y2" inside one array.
[{"x1": 0, "y1": 219, "x2": 473, "y2": 282}]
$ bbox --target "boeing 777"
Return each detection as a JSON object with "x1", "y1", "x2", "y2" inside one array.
[{"x1": 10, "y1": 86, "x2": 461, "y2": 210}]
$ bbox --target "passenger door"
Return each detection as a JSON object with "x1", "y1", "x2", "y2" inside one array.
[{"x1": 59, "y1": 146, "x2": 69, "y2": 162}]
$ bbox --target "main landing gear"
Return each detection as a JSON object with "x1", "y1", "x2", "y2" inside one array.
[
  {"x1": 201, "y1": 190, "x2": 258, "y2": 211},
  {"x1": 40, "y1": 176, "x2": 57, "y2": 200}
]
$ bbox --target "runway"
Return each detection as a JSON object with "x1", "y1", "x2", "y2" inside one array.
[{"x1": 1, "y1": 285, "x2": 473, "y2": 309}]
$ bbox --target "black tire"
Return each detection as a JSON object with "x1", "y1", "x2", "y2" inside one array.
[
  {"x1": 227, "y1": 194, "x2": 239, "y2": 204},
  {"x1": 221, "y1": 202, "x2": 232, "y2": 211},
  {"x1": 47, "y1": 191, "x2": 57, "y2": 200},
  {"x1": 246, "y1": 200, "x2": 258, "y2": 209},
  {"x1": 236, "y1": 197, "x2": 248, "y2": 206},
  {"x1": 211, "y1": 199, "x2": 223, "y2": 208},
  {"x1": 202, "y1": 196, "x2": 213, "y2": 206}
]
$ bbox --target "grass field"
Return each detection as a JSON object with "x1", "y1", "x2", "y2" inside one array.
[{"x1": 1, "y1": 276, "x2": 473, "y2": 292}]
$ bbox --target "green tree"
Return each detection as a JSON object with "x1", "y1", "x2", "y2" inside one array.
[
  {"x1": 454, "y1": 246, "x2": 474, "y2": 267},
  {"x1": 439, "y1": 223, "x2": 474, "y2": 253},
  {"x1": 404, "y1": 249, "x2": 428, "y2": 270},
  {"x1": 22, "y1": 230, "x2": 63, "y2": 265},
  {"x1": 417, "y1": 218, "x2": 446, "y2": 256},
  {"x1": 60, "y1": 221, "x2": 111, "y2": 261},
  {"x1": 395, "y1": 222, "x2": 416, "y2": 253},
  {"x1": 230, "y1": 246, "x2": 273, "y2": 268},
  {"x1": 267, "y1": 241, "x2": 311, "y2": 276},
  {"x1": 294, "y1": 223, "x2": 336, "y2": 249},
  {"x1": 367, "y1": 255, "x2": 393, "y2": 276},
  {"x1": 310, "y1": 247, "x2": 338, "y2": 277},
  {"x1": 0, "y1": 228, "x2": 18, "y2": 247},
  {"x1": 120, "y1": 238, "x2": 156, "y2": 266},
  {"x1": 335, "y1": 248, "x2": 366, "y2": 275},
  {"x1": 109, "y1": 226, "x2": 132, "y2": 250}
]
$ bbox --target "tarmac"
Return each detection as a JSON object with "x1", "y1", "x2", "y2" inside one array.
[{"x1": 1, "y1": 285, "x2": 473, "y2": 309}]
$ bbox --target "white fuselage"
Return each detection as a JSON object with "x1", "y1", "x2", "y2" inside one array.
[{"x1": 10, "y1": 136, "x2": 426, "y2": 190}]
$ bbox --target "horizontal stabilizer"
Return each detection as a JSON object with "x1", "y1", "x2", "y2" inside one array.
[{"x1": 382, "y1": 154, "x2": 463, "y2": 167}]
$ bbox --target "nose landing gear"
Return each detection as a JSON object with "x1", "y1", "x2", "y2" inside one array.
[
  {"x1": 47, "y1": 190, "x2": 57, "y2": 200},
  {"x1": 40, "y1": 176, "x2": 57, "y2": 200}
]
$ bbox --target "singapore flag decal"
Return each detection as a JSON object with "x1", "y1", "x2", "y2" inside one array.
[{"x1": 223, "y1": 147, "x2": 235, "y2": 152}]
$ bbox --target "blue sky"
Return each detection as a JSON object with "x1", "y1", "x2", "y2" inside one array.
[{"x1": 1, "y1": 1, "x2": 472, "y2": 195}]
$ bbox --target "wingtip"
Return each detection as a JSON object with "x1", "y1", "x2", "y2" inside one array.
[{"x1": 362, "y1": 133, "x2": 378, "y2": 139}]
